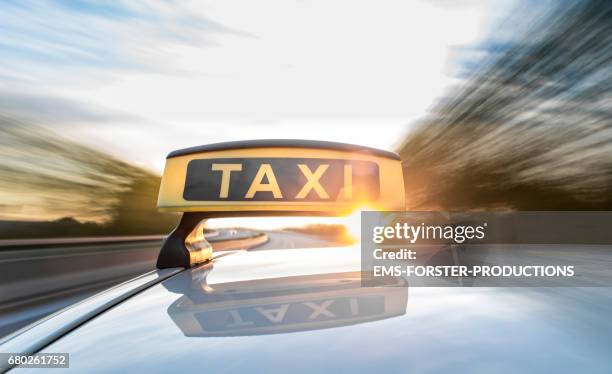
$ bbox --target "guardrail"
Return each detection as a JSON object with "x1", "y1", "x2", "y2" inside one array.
[
  {"x1": 0, "y1": 230, "x2": 223, "y2": 249},
  {"x1": 0, "y1": 235, "x2": 165, "y2": 249}
]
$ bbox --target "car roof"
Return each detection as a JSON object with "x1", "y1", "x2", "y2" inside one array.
[{"x1": 12, "y1": 245, "x2": 612, "y2": 373}]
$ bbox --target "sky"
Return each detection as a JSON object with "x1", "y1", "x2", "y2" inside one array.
[{"x1": 0, "y1": 0, "x2": 513, "y2": 172}]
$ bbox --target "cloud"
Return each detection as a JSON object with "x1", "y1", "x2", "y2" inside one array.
[
  {"x1": 0, "y1": 0, "x2": 253, "y2": 77},
  {"x1": 0, "y1": 91, "x2": 140, "y2": 125},
  {"x1": 0, "y1": 0, "x2": 499, "y2": 171}
]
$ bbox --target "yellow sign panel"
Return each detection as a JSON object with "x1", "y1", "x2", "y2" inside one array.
[{"x1": 158, "y1": 140, "x2": 405, "y2": 215}]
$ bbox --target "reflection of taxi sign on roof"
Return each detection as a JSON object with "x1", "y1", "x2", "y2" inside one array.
[
  {"x1": 156, "y1": 140, "x2": 405, "y2": 269},
  {"x1": 166, "y1": 269, "x2": 408, "y2": 337}
]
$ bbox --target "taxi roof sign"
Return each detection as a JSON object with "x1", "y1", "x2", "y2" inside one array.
[
  {"x1": 156, "y1": 140, "x2": 405, "y2": 269},
  {"x1": 158, "y1": 140, "x2": 405, "y2": 214}
]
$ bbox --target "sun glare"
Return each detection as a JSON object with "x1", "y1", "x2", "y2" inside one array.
[{"x1": 206, "y1": 205, "x2": 373, "y2": 243}]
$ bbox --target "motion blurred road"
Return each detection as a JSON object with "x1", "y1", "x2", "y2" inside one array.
[
  {"x1": 0, "y1": 230, "x2": 336, "y2": 338},
  {"x1": 255, "y1": 230, "x2": 339, "y2": 250}
]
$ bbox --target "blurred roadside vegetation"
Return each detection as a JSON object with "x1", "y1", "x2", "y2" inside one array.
[
  {"x1": 0, "y1": 117, "x2": 177, "y2": 239},
  {"x1": 398, "y1": 0, "x2": 612, "y2": 210}
]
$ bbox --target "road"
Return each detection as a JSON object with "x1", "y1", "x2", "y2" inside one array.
[
  {"x1": 255, "y1": 230, "x2": 340, "y2": 250},
  {"x1": 0, "y1": 230, "x2": 337, "y2": 338}
]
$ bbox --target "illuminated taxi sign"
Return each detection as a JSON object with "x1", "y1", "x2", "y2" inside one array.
[{"x1": 158, "y1": 140, "x2": 404, "y2": 214}]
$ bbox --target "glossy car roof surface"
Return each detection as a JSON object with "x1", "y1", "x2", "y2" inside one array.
[{"x1": 21, "y1": 245, "x2": 612, "y2": 373}]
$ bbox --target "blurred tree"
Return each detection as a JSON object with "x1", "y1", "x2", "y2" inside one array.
[
  {"x1": 104, "y1": 173, "x2": 178, "y2": 235},
  {"x1": 0, "y1": 117, "x2": 177, "y2": 238},
  {"x1": 398, "y1": 0, "x2": 612, "y2": 210}
]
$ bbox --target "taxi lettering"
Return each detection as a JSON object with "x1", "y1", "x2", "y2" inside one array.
[
  {"x1": 213, "y1": 163, "x2": 333, "y2": 200},
  {"x1": 183, "y1": 158, "x2": 379, "y2": 202},
  {"x1": 194, "y1": 295, "x2": 385, "y2": 332}
]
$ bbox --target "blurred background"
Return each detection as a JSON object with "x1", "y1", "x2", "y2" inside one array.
[{"x1": 0, "y1": 0, "x2": 610, "y2": 238}]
